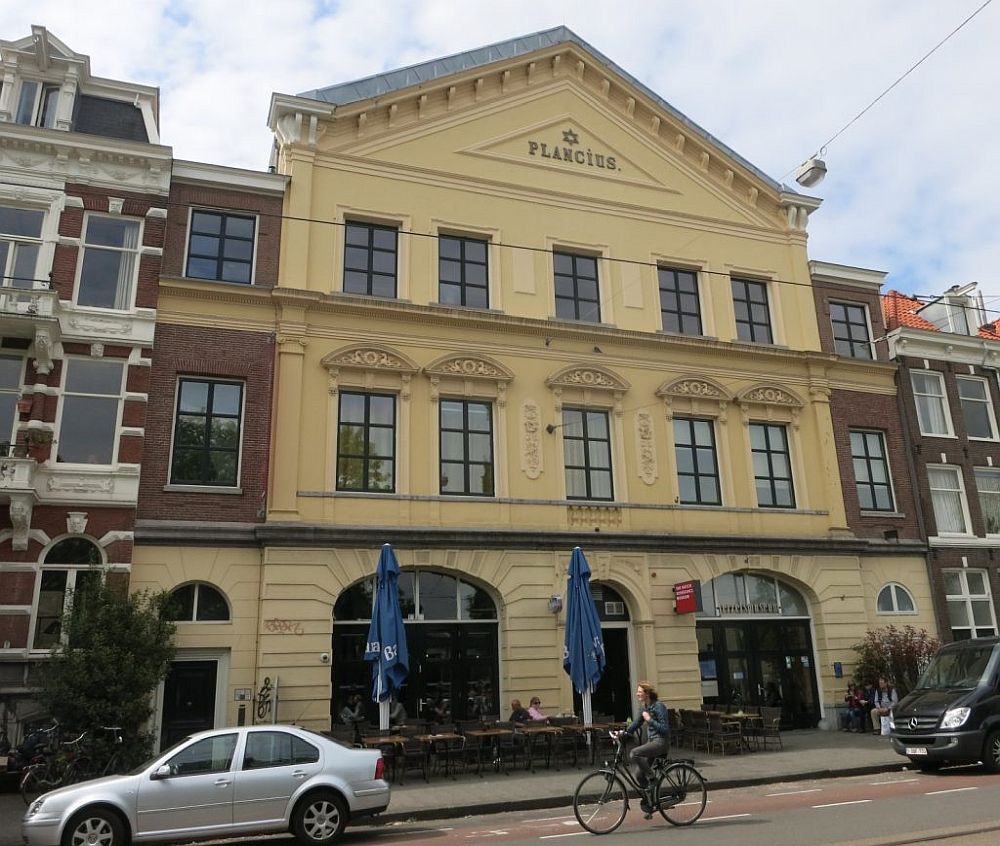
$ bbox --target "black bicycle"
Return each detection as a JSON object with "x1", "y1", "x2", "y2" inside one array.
[{"x1": 573, "y1": 733, "x2": 707, "y2": 834}]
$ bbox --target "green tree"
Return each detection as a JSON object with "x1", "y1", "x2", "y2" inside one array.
[
  {"x1": 38, "y1": 574, "x2": 176, "y2": 766},
  {"x1": 852, "y1": 625, "x2": 939, "y2": 697}
]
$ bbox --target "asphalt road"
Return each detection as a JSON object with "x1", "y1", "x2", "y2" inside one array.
[{"x1": 4, "y1": 768, "x2": 1000, "y2": 846}]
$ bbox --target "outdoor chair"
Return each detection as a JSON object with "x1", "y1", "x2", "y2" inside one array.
[
  {"x1": 758, "y1": 706, "x2": 783, "y2": 750},
  {"x1": 668, "y1": 708, "x2": 687, "y2": 749},
  {"x1": 548, "y1": 716, "x2": 583, "y2": 769},
  {"x1": 397, "y1": 725, "x2": 429, "y2": 783},
  {"x1": 707, "y1": 713, "x2": 742, "y2": 755},
  {"x1": 493, "y1": 720, "x2": 526, "y2": 774},
  {"x1": 522, "y1": 719, "x2": 555, "y2": 771},
  {"x1": 681, "y1": 709, "x2": 710, "y2": 752},
  {"x1": 456, "y1": 720, "x2": 489, "y2": 776}
]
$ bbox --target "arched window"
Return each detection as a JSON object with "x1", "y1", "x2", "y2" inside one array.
[
  {"x1": 877, "y1": 583, "x2": 916, "y2": 614},
  {"x1": 334, "y1": 571, "x2": 497, "y2": 621},
  {"x1": 32, "y1": 537, "x2": 104, "y2": 651},
  {"x1": 696, "y1": 572, "x2": 809, "y2": 617},
  {"x1": 167, "y1": 583, "x2": 230, "y2": 622}
]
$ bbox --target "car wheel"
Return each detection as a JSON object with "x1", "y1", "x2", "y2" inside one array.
[
  {"x1": 982, "y1": 729, "x2": 1000, "y2": 774},
  {"x1": 62, "y1": 807, "x2": 125, "y2": 846},
  {"x1": 292, "y1": 791, "x2": 348, "y2": 845}
]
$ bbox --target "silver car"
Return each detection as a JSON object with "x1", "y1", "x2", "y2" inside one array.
[{"x1": 22, "y1": 724, "x2": 389, "y2": 846}]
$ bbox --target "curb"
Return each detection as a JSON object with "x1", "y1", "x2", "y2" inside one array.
[{"x1": 373, "y1": 761, "x2": 904, "y2": 824}]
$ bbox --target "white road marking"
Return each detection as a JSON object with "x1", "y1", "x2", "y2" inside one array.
[
  {"x1": 812, "y1": 799, "x2": 873, "y2": 808},
  {"x1": 540, "y1": 832, "x2": 589, "y2": 839},
  {"x1": 765, "y1": 788, "x2": 822, "y2": 796},
  {"x1": 525, "y1": 815, "x2": 576, "y2": 822},
  {"x1": 465, "y1": 831, "x2": 509, "y2": 838},
  {"x1": 870, "y1": 778, "x2": 919, "y2": 785},
  {"x1": 702, "y1": 813, "x2": 752, "y2": 821},
  {"x1": 925, "y1": 787, "x2": 979, "y2": 796}
]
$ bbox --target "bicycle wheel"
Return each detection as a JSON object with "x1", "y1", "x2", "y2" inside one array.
[
  {"x1": 21, "y1": 766, "x2": 55, "y2": 806},
  {"x1": 657, "y1": 762, "x2": 707, "y2": 825},
  {"x1": 573, "y1": 771, "x2": 628, "y2": 835}
]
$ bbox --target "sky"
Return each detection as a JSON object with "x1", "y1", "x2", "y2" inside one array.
[{"x1": 4, "y1": 0, "x2": 998, "y2": 301}]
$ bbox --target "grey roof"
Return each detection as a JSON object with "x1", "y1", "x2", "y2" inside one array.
[{"x1": 297, "y1": 26, "x2": 791, "y2": 194}]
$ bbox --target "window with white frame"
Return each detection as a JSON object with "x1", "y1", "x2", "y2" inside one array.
[
  {"x1": 0, "y1": 355, "x2": 23, "y2": 449},
  {"x1": 850, "y1": 430, "x2": 895, "y2": 511},
  {"x1": 76, "y1": 215, "x2": 141, "y2": 309},
  {"x1": 943, "y1": 569, "x2": 998, "y2": 640},
  {"x1": 0, "y1": 205, "x2": 44, "y2": 289},
  {"x1": 32, "y1": 537, "x2": 103, "y2": 651},
  {"x1": 14, "y1": 80, "x2": 59, "y2": 128},
  {"x1": 927, "y1": 464, "x2": 971, "y2": 535},
  {"x1": 910, "y1": 370, "x2": 952, "y2": 436},
  {"x1": 876, "y1": 583, "x2": 916, "y2": 614},
  {"x1": 974, "y1": 468, "x2": 1000, "y2": 535},
  {"x1": 956, "y1": 376, "x2": 998, "y2": 440},
  {"x1": 830, "y1": 301, "x2": 873, "y2": 359},
  {"x1": 57, "y1": 358, "x2": 124, "y2": 464}
]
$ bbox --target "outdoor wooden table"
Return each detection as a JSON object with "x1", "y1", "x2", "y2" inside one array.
[
  {"x1": 360, "y1": 734, "x2": 407, "y2": 781},
  {"x1": 464, "y1": 727, "x2": 510, "y2": 774},
  {"x1": 726, "y1": 711, "x2": 763, "y2": 752},
  {"x1": 414, "y1": 732, "x2": 464, "y2": 778},
  {"x1": 517, "y1": 725, "x2": 562, "y2": 770},
  {"x1": 580, "y1": 722, "x2": 618, "y2": 765}
]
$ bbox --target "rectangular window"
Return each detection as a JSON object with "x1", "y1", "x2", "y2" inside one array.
[
  {"x1": 850, "y1": 430, "x2": 895, "y2": 511},
  {"x1": 956, "y1": 376, "x2": 997, "y2": 440},
  {"x1": 562, "y1": 408, "x2": 613, "y2": 500},
  {"x1": 439, "y1": 235, "x2": 489, "y2": 308},
  {"x1": 0, "y1": 205, "x2": 44, "y2": 289},
  {"x1": 658, "y1": 267, "x2": 702, "y2": 335},
  {"x1": 673, "y1": 417, "x2": 721, "y2": 505},
  {"x1": 343, "y1": 221, "x2": 398, "y2": 298},
  {"x1": 440, "y1": 399, "x2": 494, "y2": 496},
  {"x1": 15, "y1": 81, "x2": 59, "y2": 128},
  {"x1": 910, "y1": 371, "x2": 952, "y2": 436},
  {"x1": 170, "y1": 379, "x2": 244, "y2": 486},
  {"x1": 0, "y1": 355, "x2": 24, "y2": 449},
  {"x1": 57, "y1": 358, "x2": 124, "y2": 464},
  {"x1": 731, "y1": 278, "x2": 773, "y2": 343},
  {"x1": 974, "y1": 468, "x2": 1000, "y2": 535},
  {"x1": 750, "y1": 422, "x2": 794, "y2": 507},
  {"x1": 943, "y1": 569, "x2": 998, "y2": 640},
  {"x1": 927, "y1": 464, "x2": 971, "y2": 535},
  {"x1": 32, "y1": 569, "x2": 100, "y2": 650},
  {"x1": 554, "y1": 252, "x2": 600, "y2": 323},
  {"x1": 186, "y1": 210, "x2": 256, "y2": 284},
  {"x1": 76, "y1": 215, "x2": 141, "y2": 309},
  {"x1": 336, "y1": 391, "x2": 396, "y2": 492},
  {"x1": 830, "y1": 302, "x2": 873, "y2": 359}
]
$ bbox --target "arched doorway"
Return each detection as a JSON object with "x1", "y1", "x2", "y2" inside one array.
[
  {"x1": 695, "y1": 572, "x2": 819, "y2": 728},
  {"x1": 332, "y1": 570, "x2": 499, "y2": 725},
  {"x1": 572, "y1": 583, "x2": 633, "y2": 721}
]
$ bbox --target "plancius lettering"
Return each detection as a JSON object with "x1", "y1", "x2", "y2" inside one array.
[
  {"x1": 716, "y1": 602, "x2": 779, "y2": 615},
  {"x1": 527, "y1": 128, "x2": 620, "y2": 173}
]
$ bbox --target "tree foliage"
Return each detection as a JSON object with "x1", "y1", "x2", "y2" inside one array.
[
  {"x1": 39, "y1": 576, "x2": 176, "y2": 764},
  {"x1": 851, "y1": 625, "x2": 939, "y2": 697}
]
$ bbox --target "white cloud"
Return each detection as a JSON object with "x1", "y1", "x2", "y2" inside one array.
[{"x1": 4, "y1": 0, "x2": 998, "y2": 300}]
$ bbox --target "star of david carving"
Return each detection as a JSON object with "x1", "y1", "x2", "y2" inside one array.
[{"x1": 562, "y1": 129, "x2": 579, "y2": 145}]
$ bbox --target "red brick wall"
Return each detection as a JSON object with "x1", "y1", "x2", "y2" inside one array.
[
  {"x1": 0, "y1": 572, "x2": 35, "y2": 605},
  {"x1": 0, "y1": 506, "x2": 137, "y2": 562},
  {"x1": 138, "y1": 324, "x2": 274, "y2": 522},
  {"x1": 0, "y1": 616, "x2": 29, "y2": 649},
  {"x1": 829, "y1": 388, "x2": 921, "y2": 540},
  {"x1": 161, "y1": 182, "x2": 283, "y2": 287}
]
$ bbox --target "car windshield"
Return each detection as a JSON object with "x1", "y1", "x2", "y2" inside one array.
[
  {"x1": 916, "y1": 645, "x2": 997, "y2": 690},
  {"x1": 129, "y1": 736, "x2": 192, "y2": 775}
]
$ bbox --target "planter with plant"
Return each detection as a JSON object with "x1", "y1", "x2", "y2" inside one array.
[{"x1": 24, "y1": 429, "x2": 54, "y2": 461}]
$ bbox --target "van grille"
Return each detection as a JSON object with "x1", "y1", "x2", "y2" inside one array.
[{"x1": 894, "y1": 715, "x2": 940, "y2": 733}]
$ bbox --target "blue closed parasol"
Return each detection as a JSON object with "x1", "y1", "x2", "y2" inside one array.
[
  {"x1": 364, "y1": 543, "x2": 409, "y2": 729},
  {"x1": 563, "y1": 547, "x2": 605, "y2": 725}
]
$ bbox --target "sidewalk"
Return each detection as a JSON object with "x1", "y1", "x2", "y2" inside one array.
[
  {"x1": 380, "y1": 728, "x2": 904, "y2": 822},
  {"x1": 0, "y1": 729, "x2": 905, "y2": 844}
]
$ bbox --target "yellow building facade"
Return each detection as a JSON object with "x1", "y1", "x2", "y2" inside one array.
[{"x1": 136, "y1": 28, "x2": 935, "y2": 739}]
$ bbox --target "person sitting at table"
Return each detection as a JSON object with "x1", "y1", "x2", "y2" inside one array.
[
  {"x1": 389, "y1": 696, "x2": 407, "y2": 726},
  {"x1": 527, "y1": 697, "x2": 547, "y2": 721},
  {"x1": 509, "y1": 698, "x2": 531, "y2": 724},
  {"x1": 340, "y1": 693, "x2": 364, "y2": 725},
  {"x1": 840, "y1": 684, "x2": 868, "y2": 732}
]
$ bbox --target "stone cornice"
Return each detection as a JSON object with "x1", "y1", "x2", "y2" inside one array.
[
  {"x1": 171, "y1": 159, "x2": 287, "y2": 195},
  {"x1": 158, "y1": 275, "x2": 276, "y2": 306},
  {"x1": 889, "y1": 326, "x2": 1000, "y2": 367}
]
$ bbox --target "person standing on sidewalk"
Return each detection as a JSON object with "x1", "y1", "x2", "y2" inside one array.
[
  {"x1": 621, "y1": 681, "x2": 670, "y2": 813},
  {"x1": 870, "y1": 677, "x2": 898, "y2": 734}
]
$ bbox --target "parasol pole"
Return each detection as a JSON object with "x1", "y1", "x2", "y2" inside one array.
[{"x1": 582, "y1": 686, "x2": 594, "y2": 727}]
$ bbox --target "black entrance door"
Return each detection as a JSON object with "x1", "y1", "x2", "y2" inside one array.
[
  {"x1": 573, "y1": 627, "x2": 632, "y2": 721},
  {"x1": 697, "y1": 620, "x2": 819, "y2": 728},
  {"x1": 161, "y1": 660, "x2": 217, "y2": 748}
]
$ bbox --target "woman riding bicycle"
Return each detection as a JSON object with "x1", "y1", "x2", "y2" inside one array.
[{"x1": 619, "y1": 681, "x2": 670, "y2": 814}]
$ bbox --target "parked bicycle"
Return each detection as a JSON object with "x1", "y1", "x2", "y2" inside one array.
[
  {"x1": 21, "y1": 726, "x2": 89, "y2": 805},
  {"x1": 573, "y1": 732, "x2": 707, "y2": 834}
]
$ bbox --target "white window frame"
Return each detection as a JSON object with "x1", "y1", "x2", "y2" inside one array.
[
  {"x1": 956, "y1": 375, "x2": 998, "y2": 441},
  {"x1": 0, "y1": 204, "x2": 45, "y2": 289},
  {"x1": 911, "y1": 370, "x2": 954, "y2": 437},
  {"x1": 0, "y1": 354, "x2": 25, "y2": 448},
  {"x1": 14, "y1": 78, "x2": 59, "y2": 128},
  {"x1": 876, "y1": 583, "x2": 917, "y2": 615},
  {"x1": 829, "y1": 300, "x2": 875, "y2": 359},
  {"x1": 29, "y1": 563, "x2": 106, "y2": 653},
  {"x1": 55, "y1": 356, "x2": 126, "y2": 466},
  {"x1": 927, "y1": 463, "x2": 973, "y2": 537},
  {"x1": 974, "y1": 467, "x2": 1000, "y2": 537},
  {"x1": 73, "y1": 212, "x2": 143, "y2": 311},
  {"x1": 943, "y1": 568, "x2": 998, "y2": 639}
]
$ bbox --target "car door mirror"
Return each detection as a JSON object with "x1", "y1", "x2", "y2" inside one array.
[{"x1": 151, "y1": 764, "x2": 173, "y2": 780}]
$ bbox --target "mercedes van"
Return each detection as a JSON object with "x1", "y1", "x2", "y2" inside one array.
[{"x1": 889, "y1": 637, "x2": 1000, "y2": 771}]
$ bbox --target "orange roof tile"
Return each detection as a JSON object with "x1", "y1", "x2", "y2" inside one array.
[{"x1": 881, "y1": 290, "x2": 939, "y2": 332}]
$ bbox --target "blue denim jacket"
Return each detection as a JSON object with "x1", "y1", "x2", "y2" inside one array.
[{"x1": 625, "y1": 699, "x2": 670, "y2": 742}]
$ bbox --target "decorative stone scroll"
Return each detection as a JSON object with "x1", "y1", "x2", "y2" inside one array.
[
  {"x1": 635, "y1": 410, "x2": 657, "y2": 485},
  {"x1": 736, "y1": 384, "x2": 805, "y2": 428},
  {"x1": 8, "y1": 493, "x2": 33, "y2": 551},
  {"x1": 545, "y1": 365, "x2": 629, "y2": 417},
  {"x1": 321, "y1": 344, "x2": 419, "y2": 401},
  {"x1": 521, "y1": 399, "x2": 543, "y2": 480},
  {"x1": 655, "y1": 377, "x2": 731, "y2": 422},
  {"x1": 423, "y1": 354, "x2": 513, "y2": 405}
]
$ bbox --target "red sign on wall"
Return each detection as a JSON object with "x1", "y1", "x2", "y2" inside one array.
[{"x1": 673, "y1": 580, "x2": 703, "y2": 615}]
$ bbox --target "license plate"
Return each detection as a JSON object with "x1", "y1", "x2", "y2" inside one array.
[{"x1": 905, "y1": 746, "x2": 928, "y2": 756}]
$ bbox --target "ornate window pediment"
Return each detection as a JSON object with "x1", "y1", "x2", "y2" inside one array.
[
  {"x1": 656, "y1": 377, "x2": 732, "y2": 422},
  {"x1": 736, "y1": 383, "x2": 804, "y2": 427},
  {"x1": 321, "y1": 344, "x2": 418, "y2": 398},
  {"x1": 424, "y1": 353, "x2": 513, "y2": 404},
  {"x1": 545, "y1": 365, "x2": 629, "y2": 414}
]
